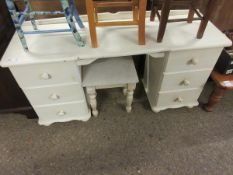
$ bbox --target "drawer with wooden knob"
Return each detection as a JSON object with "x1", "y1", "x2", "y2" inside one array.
[
  {"x1": 164, "y1": 48, "x2": 223, "y2": 73},
  {"x1": 34, "y1": 101, "x2": 91, "y2": 126},
  {"x1": 9, "y1": 61, "x2": 81, "y2": 88},
  {"x1": 160, "y1": 70, "x2": 211, "y2": 91},
  {"x1": 23, "y1": 84, "x2": 86, "y2": 106},
  {"x1": 155, "y1": 88, "x2": 203, "y2": 110}
]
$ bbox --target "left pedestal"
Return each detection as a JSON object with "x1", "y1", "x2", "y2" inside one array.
[{"x1": 9, "y1": 61, "x2": 91, "y2": 126}]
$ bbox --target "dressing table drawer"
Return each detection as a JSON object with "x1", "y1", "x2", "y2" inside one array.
[
  {"x1": 24, "y1": 84, "x2": 85, "y2": 106},
  {"x1": 164, "y1": 48, "x2": 222, "y2": 72},
  {"x1": 160, "y1": 70, "x2": 211, "y2": 91},
  {"x1": 156, "y1": 89, "x2": 203, "y2": 109},
  {"x1": 10, "y1": 61, "x2": 81, "y2": 88},
  {"x1": 35, "y1": 101, "x2": 90, "y2": 126}
]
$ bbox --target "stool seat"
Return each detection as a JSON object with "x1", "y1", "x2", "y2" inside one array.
[
  {"x1": 82, "y1": 56, "x2": 138, "y2": 87},
  {"x1": 82, "y1": 56, "x2": 138, "y2": 117}
]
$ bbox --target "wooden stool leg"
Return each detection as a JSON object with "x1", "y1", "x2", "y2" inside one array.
[
  {"x1": 187, "y1": 0, "x2": 196, "y2": 23},
  {"x1": 5, "y1": 0, "x2": 28, "y2": 51},
  {"x1": 60, "y1": 0, "x2": 84, "y2": 46},
  {"x1": 123, "y1": 86, "x2": 127, "y2": 96},
  {"x1": 24, "y1": 0, "x2": 38, "y2": 30},
  {"x1": 86, "y1": 0, "x2": 98, "y2": 48},
  {"x1": 138, "y1": 0, "x2": 147, "y2": 45},
  {"x1": 150, "y1": 0, "x2": 156, "y2": 21},
  {"x1": 204, "y1": 86, "x2": 227, "y2": 112},
  {"x1": 187, "y1": 6, "x2": 195, "y2": 23},
  {"x1": 126, "y1": 84, "x2": 136, "y2": 113},
  {"x1": 86, "y1": 87, "x2": 99, "y2": 117},
  {"x1": 157, "y1": 0, "x2": 171, "y2": 43},
  {"x1": 197, "y1": 0, "x2": 216, "y2": 39},
  {"x1": 68, "y1": 0, "x2": 85, "y2": 28},
  {"x1": 133, "y1": 6, "x2": 139, "y2": 22},
  {"x1": 132, "y1": 0, "x2": 138, "y2": 22}
]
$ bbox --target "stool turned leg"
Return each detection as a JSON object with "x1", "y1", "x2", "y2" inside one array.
[
  {"x1": 197, "y1": 0, "x2": 216, "y2": 39},
  {"x1": 86, "y1": 87, "x2": 99, "y2": 117},
  {"x1": 138, "y1": 0, "x2": 147, "y2": 45},
  {"x1": 86, "y1": 0, "x2": 98, "y2": 48},
  {"x1": 68, "y1": 0, "x2": 85, "y2": 29},
  {"x1": 204, "y1": 86, "x2": 227, "y2": 112},
  {"x1": 150, "y1": 0, "x2": 156, "y2": 22},
  {"x1": 133, "y1": 0, "x2": 139, "y2": 22},
  {"x1": 187, "y1": 6, "x2": 195, "y2": 23},
  {"x1": 157, "y1": 0, "x2": 171, "y2": 43},
  {"x1": 24, "y1": 0, "x2": 38, "y2": 30},
  {"x1": 5, "y1": 0, "x2": 28, "y2": 51},
  {"x1": 126, "y1": 84, "x2": 136, "y2": 113},
  {"x1": 123, "y1": 86, "x2": 127, "y2": 96},
  {"x1": 60, "y1": 0, "x2": 84, "y2": 47}
]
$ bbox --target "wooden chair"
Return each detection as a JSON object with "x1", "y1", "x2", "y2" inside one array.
[
  {"x1": 5, "y1": 0, "x2": 85, "y2": 51},
  {"x1": 85, "y1": 0, "x2": 147, "y2": 48},
  {"x1": 150, "y1": 0, "x2": 217, "y2": 42}
]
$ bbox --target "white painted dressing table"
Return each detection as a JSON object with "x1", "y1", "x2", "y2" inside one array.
[{"x1": 0, "y1": 11, "x2": 231, "y2": 125}]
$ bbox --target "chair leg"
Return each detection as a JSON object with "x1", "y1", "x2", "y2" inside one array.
[
  {"x1": 68, "y1": 0, "x2": 85, "y2": 29},
  {"x1": 187, "y1": 0, "x2": 196, "y2": 23},
  {"x1": 203, "y1": 86, "x2": 227, "y2": 112},
  {"x1": 86, "y1": 0, "x2": 98, "y2": 48},
  {"x1": 187, "y1": 6, "x2": 195, "y2": 23},
  {"x1": 138, "y1": 0, "x2": 147, "y2": 45},
  {"x1": 60, "y1": 0, "x2": 84, "y2": 47},
  {"x1": 150, "y1": 0, "x2": 156, "y2": 21},
  {"x1": 123, "y1": 86, "x2": 127, "y2": 96},
  {"x1": 133, "y1": 5, "x2": 139, "y2": 22},
  {"x1": 157, "y1": 0, "x2": 171, "y2": 43},
  {"x1": 24, "y1": 0, "x2": 38, "y2": 30},
  {"x1": 5, "y1": 0, "x2": 28, "y2": 51},
  {"x1": 126, "y1": 84, "x2": 136, "y2": 113},
  {"x1": 86, "y1": 87, "x2": 99, "y2": 117},
  {"x1": 197, "y1": 0, "x2": 216, "y2": 39}
]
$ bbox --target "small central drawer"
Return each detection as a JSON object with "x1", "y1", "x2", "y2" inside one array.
[
  {"x1": 24, "y1": 84, "x2": 85, "y2": 106},
  {"x1": 160, "y1": 70, "x2": 211, "y2": 91},
  {"x1": 10, "y1": 61, "x2": 81, "y2": 88},
  {"x1": 164, "y1": 48, "x2": 223, "y2": 73}
]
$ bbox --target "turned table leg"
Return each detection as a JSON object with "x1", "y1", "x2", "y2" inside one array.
[
  {"x1": 86, "y1": 87, "x2": 99, "y2": 117},
  {"x1": 126, "y1": 83, "x2": 136, "y2": 113},
  {"x1": 204, "y1": 86, "x2": 227, "y2": 112}
]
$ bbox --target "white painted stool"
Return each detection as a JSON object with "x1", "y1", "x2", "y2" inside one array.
[{"x1": 82, "y1": 56, "x2": 139, "y2": 117}]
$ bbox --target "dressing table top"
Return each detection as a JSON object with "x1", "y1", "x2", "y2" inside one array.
[{"x1": 1, "y1": 11, "x2": 232, "y2": 67}]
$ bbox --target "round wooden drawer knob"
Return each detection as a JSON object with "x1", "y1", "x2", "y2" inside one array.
[
  {"x1": 50, "y1": 93, "x2": 60, "y2": 100},
  {"x1": 40, "y1": 73, "x2": 52, "y2": 80},
  {"x1": 180, "y1": 79, "x2": 190, "y2": 86},
  {"x1": 57, "y1": 110, "x2": 66, "y2": 116},
  {"x1": 174, "y1": 97, "x2": 183, "y2": 103}
]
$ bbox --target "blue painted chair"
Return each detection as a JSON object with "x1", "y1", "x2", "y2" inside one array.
[{"x1": 5, "y1": 0, "x2": 85, "y2": 51}]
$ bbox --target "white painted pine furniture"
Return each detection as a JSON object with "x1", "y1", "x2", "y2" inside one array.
[
  {"x1": 9, "y1": 61, "x2": 91, "y2": 126},
  {"x1": 0, "y1": 11, "x2": 231, "y2": 125},
  {"x1": 82, "y1": 57, "x2": 138, "y2": 116},
  {"x1": 142, "y1": 48, "x2": 224, "y2": 112}
]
